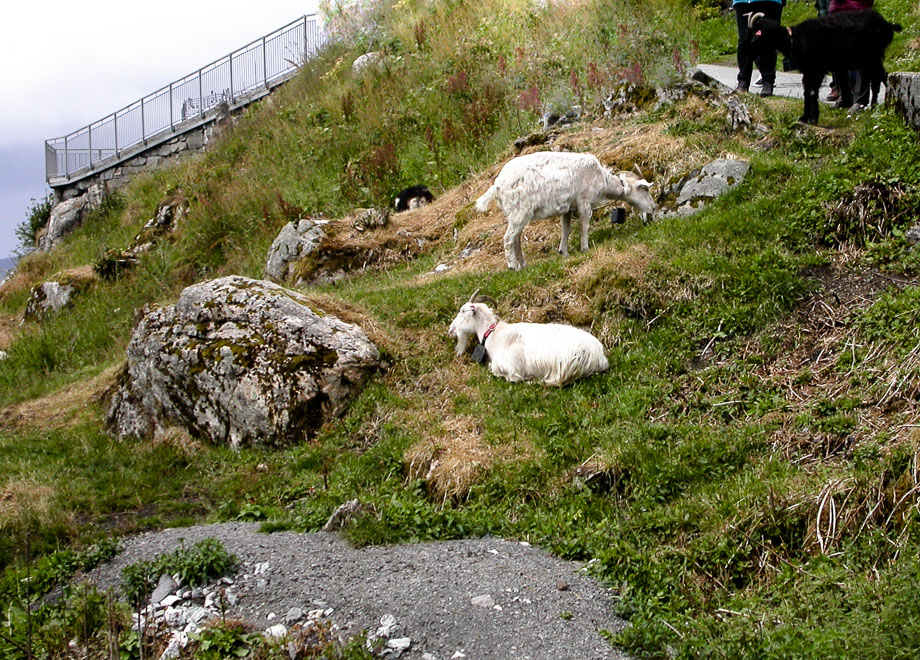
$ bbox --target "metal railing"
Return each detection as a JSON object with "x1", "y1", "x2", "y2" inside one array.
[{"x1": 45, "y1": 14, "x2": 326, "y2": 182}]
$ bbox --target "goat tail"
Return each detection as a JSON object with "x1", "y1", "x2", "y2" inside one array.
[{"x1": 475, "y1": 185, "x2": 498, "y2": 212}]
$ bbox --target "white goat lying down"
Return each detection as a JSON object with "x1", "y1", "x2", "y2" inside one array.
[
  {"x1": 475, "y1": 151, "x2": 656, "y2": 270},
  {"x1": 448, "y1": 293, "x2": 608, "y2": 387}
]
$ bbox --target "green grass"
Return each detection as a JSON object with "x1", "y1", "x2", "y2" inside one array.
[{"x1": 4, "y1": 0, "x2": 920, "y2": 658}]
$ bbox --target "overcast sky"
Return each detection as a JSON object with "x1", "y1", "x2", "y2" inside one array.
[{"x1": 0, "y1": 1, "x2": 320, "y2": 261}]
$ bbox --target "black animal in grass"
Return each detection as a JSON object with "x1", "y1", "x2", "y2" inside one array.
[
  {"x1": 394, "y1": 184, "x2": 434, "y2": 212},
  {"x1": 748, "y1": 9, "x2": 902, "y2": 124}
]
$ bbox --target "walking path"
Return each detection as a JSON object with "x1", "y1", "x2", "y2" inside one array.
[{"x1": 696, "y1": 63, "x2": 832, "y2": 101}]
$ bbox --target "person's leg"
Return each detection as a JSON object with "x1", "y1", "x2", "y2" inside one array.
[{"x1": 734, "y1": 6, "x2": 753, "y2": 91}]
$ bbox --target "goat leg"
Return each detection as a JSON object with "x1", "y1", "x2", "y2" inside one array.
[
  {"x1": 578, "y1": 201, "x2": 592, "y2": 252},
  {"x1": 559, "y1": 211, "x2": 572, "y2": 256}
]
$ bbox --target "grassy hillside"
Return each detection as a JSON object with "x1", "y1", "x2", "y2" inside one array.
[{"x1": 4, "y1": 0, "x2": 920, "y2": 657}]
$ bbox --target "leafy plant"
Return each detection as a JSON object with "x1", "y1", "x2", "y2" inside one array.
[
  {"x1": 121, "y1": 538, "x2": 237, "y2": 604},
  {"x1": 15, "y1": 193, "x2": 53, "y2": 252}
]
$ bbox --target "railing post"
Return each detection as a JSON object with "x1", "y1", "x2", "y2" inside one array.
[
  {"x1": 64, "y1": 135, "x2": 69, "y2": 178},
  {"x1": 88, "y1": 123, "x2": 93, "y2": 169},
  {"x1": 262, "y1": 36, "x2": 268, "y2": 88},
  {"x1": 199, "y1": 69, "x2": 204, "y2": 118},
  {"x1": 170, "y1": 82, "x2": 175, "y2": 130},
  {"x1": 229, "y1": 54, "x2": 234, "y2": 99},
  {"x1": 141, "y1": 97, "x2": 146, "y2": 144},
  {"x1": 114, "y1": 113, "x2": 119, "y2": 156},
  {"x1": 303, "y1": 15, "x2": 308, "y2": 60}
]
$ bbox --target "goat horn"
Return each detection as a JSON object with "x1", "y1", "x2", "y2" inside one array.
[
  {"x1": 633, "y1": 163, "x2": 644, "y2": 178},
  {"x1": 747, "y1": 12, "x2": 765, "y2": 29},
  {"x1": 474, "y1": 294, "x2": 498, "y2": 307},
  {"x1": 468, "y1": 288, "x2": 482, "y2": 303}
]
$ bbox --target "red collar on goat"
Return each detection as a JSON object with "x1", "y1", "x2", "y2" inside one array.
[{"x1": 482, "y1": 322, "x2": 498, "y2": 343}]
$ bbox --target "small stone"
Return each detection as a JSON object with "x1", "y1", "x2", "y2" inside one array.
[
  {"x1": 285, "y1": 607, "x2": 303, "y2": 624},
  {"x1": 422, "y1": 654, "x2": 438, "y2": 660},
  {"x1": 186, "y1": 606, "x2": 208, "y2": 624},
  {"x1": 470, "y1": 594, "x2": 494, "y2": 609},
  {"x1": 376, "y1": 614, "x2": 397, "y2": 638},
  {"x1": 387, "y1": 637, "x2": 412, "y2": 653},
  {"x1": 556, "y1": 580, "x2": 570, "y2": 591},
  {"x1": 263, "y1": 623, "x2": 287, "y2": 641},
  {"x1": 150, "y1": 574, "x2": 178, "y2": 605},
  {"x1": 451, "y1": 651, "x2": 467, "y2": 659},
  {"x1": 267, "y1": 612, "x2": 276, "y2": 621},
  {"x1": 160, "y1": 595, "x2": 181, "y2": 608},
  {"x1": 163, "y1": 606, "x2": 187, "y2": 628}
]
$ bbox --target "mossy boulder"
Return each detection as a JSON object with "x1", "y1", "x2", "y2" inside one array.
[
  {"x1": 104, "y1": 275, "x2": 380, "y2": 448},
  {"x1": 264, "y1": 218, "x2": 327, "y2": 284},
  {"x1": 22, "y1": 266, "x2": 98, "y2": 322}
]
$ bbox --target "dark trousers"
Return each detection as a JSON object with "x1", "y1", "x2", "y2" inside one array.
[{"x1": 735, "y1": 2, "x2": 784, "y2": 87}]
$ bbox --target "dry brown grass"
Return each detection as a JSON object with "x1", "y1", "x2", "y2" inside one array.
[
  {"x1": 404, "y1": 414, "x2": 533, "y2": 503},
  {"x1": 0, "y1": 478, "x2": 56, "y2": 527},
  {"x1": 0, "y1": 364, "x2": 121, "y2": 432}
]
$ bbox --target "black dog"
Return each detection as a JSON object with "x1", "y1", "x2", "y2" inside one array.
[
  {"x1": 394, "y1": 185, "x2": 434, "y2": 212},
  {"x1": 748, "y1": 10, "x2": 901, "y2": 124}
]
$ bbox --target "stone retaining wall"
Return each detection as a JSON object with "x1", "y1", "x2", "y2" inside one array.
[
  {"x1": 52, "y1": 104, "x2": 238, "y2": 203},
  {"x1": 887, "y1": 72, "x2": 920, "y2": 133}
]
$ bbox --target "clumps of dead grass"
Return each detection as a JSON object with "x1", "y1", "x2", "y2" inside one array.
[
  {"x1": 404, "y1": 416, "x2": 531, "y2": 504},
  {"x1": 0, "y1": 364, "x2": 120, "y2": 432},
  {"x1": 0, "y1": 251, "x2": 55, "y2": 304},
  {"x1": 822, "y1": 179, "x2": 918, "y2": 247},
  {"x1": 0, "y1": 479, "x2": 56, "y2": 527},
  {"x1": 804, "y1": 433, "x2": 920, "y2": 559}
]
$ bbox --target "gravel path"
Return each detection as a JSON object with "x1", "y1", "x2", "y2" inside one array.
[{"x1": 84, "y1": 523, "x2": 630, "y2": 660}]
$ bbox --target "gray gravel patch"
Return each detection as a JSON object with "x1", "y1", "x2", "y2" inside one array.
[{"x1": 84, "y1": 522, "x2": 630, "y2": 659}]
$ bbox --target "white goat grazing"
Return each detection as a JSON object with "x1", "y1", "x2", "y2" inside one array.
[
  {"x1": 448, "y1": 295, "x2": 608, "y2": 386},
  {"x1": 475, "y1": 152, "x2": 656, "y2": 270}
]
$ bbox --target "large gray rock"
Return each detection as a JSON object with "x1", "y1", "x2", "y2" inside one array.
[
  {"x1": 674, "y1": 158, "x2": 750, "y2": 216},
  {"x1": 105, "y1": 276, "x2": 379, "y2": 448},
  {"x1": 264, "y1": 218, "x2": 326, "y2": 283},
  {"x1": 38, "y1": 195, "x2": 90, "y2": 251}
]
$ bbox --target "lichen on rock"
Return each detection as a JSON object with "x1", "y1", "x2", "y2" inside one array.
[{"x1": 105, "y1": 276, "x2": 380, "y2": 448}]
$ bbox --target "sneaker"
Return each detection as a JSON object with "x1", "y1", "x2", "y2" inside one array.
[
  {"x1": 826, "y1": 90, "x2": 840, "y2": 102},
  {"x1": 732, "y1": 83, "x2": 749, "y2": 94},
  {"x1": 759, "y1": 83, "x2": 774, "y2": 97},
  {"x1": 847, "y1": 103, "x2": 868, "y2": 117}
]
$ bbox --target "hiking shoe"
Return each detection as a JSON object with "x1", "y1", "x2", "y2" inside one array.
[
  {"x1": 732, "y1": 83, "x2": 749, "y2": 95},
  {"x1": 826, "y1": 89, "x2": 840, "y2": 102},
  {"x1": 759, "y1": 83, "x2": 774, "y2": 97}
]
